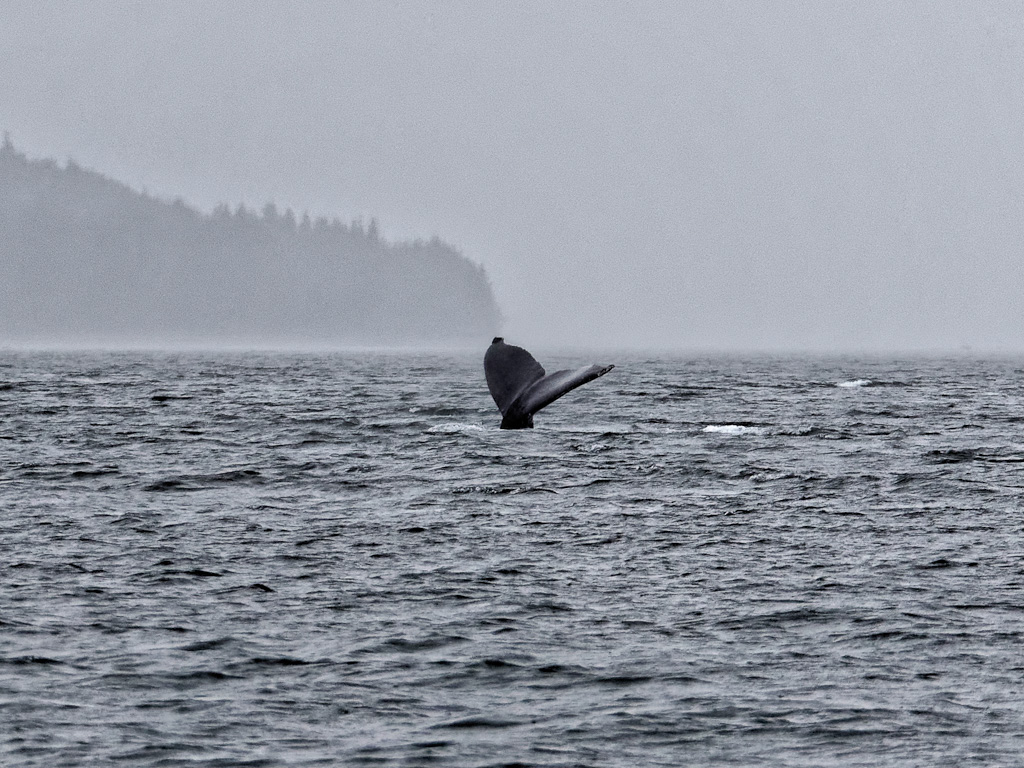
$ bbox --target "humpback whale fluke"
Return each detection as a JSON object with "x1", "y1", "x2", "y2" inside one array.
[{"x1": 484, "y1": 337, "x2": 614, "y2": 429}]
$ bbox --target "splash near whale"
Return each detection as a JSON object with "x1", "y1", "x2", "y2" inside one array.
[{"x1": 484, "y1": 337, "x2": 614, "y2": 429}]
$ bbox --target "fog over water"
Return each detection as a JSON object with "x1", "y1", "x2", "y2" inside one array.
[{"x1": 2, "y1": 1, "x2": 1022, "y2": 351}]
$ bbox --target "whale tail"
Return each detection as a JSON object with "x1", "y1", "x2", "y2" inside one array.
[{"x1": 484, "y1": 337, "x2": 614, "y2": 429}]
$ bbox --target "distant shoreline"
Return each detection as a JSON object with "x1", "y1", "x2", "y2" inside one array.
[{"x1": 0, "y1": 136, "x2": 501, "y2": 346}]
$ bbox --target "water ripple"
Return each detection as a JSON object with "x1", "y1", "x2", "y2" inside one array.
[{"x1": 1, "y1": 351, "x2": 1023, "y2": 765}]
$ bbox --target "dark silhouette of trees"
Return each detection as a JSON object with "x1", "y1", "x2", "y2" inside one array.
[{"x1": 0, "y1": 137, "x2": 501, "y2": 345}]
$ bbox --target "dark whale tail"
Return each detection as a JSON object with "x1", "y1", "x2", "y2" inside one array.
[{"x1": 484, "y1": 337, "x2": 614, "y2": 429}]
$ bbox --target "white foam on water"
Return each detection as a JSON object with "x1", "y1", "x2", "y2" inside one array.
[
  {"x1": 427, "y1": 423, "x2": 485, "y2": 433},
  {"x1": 703, "y1": 425, "x2": 767, "y2": 435},
  {"x1": 575, "y1": 442, "x2": 613, "y2": 453},
  {"x1": 837, "y1": 379, "x2": 872, "y2": 388}
]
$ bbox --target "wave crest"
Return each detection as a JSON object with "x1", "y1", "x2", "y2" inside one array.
[
  {"x1": 703, "y1": 425, "x2": 767, "y2": 435},
  {"x1": 428, "y1": 423, "x2": 485, "y2": 434}
]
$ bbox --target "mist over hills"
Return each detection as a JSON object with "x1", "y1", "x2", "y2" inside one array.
[{"x1": 0, "y1": 137, "x2": 501, "y2": 346}]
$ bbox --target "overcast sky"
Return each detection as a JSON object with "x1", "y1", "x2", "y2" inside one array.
[{"x1": 2, "y1": 1, "x2": 1023, "y2": 351}]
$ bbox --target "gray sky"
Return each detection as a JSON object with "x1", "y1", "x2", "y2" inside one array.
[{"x1": 2, "y1": 1, "x2": 1023, "y2": 351}]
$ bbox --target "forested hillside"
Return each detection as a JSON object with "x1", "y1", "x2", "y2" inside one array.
[{"x1": 0, "y1": 136, "x2": 501, "y2": 345}]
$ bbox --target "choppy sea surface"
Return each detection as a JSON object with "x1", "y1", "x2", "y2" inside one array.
[{"x1": 2, "y1": 351, "x2": 1023, "y2": 767}]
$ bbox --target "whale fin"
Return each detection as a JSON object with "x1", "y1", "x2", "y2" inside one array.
[
  {"x1": 517, "y1": 364, "x2": 615, "y2": 417},
  {"x1": 484, "y1": 337, "x2": 545, "y2": 414},
  {"x1": 484, "y1": 337, "x2": 614, "y2": 429}
]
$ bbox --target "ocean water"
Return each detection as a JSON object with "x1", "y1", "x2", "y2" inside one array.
[{"x1": 1, "y1": 351, "x2": 1023, "y2": 767}]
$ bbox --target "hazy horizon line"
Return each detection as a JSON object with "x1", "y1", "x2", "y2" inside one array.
[{"x1": 3, "y1": 340, "x2": 1022, "y2": 359}]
